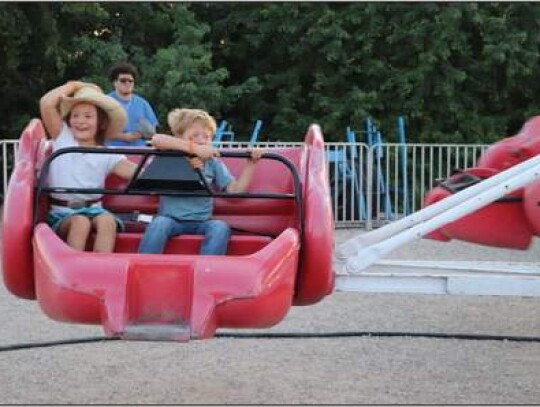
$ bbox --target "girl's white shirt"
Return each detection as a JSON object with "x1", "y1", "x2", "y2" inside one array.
[{"x1": 48, "y1": 123, "x2": 125, "y2": 206}]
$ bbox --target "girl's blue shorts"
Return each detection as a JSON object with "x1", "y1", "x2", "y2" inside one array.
[{"x1": 47, "y1": 206, "x2": 125, "y2": 232}]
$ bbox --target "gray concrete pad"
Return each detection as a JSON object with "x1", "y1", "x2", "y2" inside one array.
[{"x1": 1, "y1": 229, "x2": 540, "y2": 404}]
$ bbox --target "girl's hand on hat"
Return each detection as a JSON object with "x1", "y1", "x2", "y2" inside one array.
[
  {"x1": 84, "y1": 82, "x2": 103, "y2": 92},
  {"x1": 63, "y1": 81, "x2": 85, "y2": 96},
  {"x1": 65, "y1": 81, "x2": 101, "y2": 96},
  {"x1": 66, "y1": 80, "x2": 85, "y2": 88}
]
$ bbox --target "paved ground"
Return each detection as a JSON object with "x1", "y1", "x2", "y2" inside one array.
[{"x1": 1, "y1": 229, "x2": 540, "y2": 404}]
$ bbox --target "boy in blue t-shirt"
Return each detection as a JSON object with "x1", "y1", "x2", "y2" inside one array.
[{"x1": 138, "y1": 108, "x2": 264, "y2": 255}]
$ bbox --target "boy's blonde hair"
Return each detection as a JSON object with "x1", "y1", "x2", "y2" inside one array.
[{"x1": 167, "y1": 108, "x2": 217, "y2": 137}]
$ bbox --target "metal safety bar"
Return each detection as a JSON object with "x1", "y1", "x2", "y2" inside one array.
[
  {"x1": 33, "y1": 147, "x2": 304, "y2": 238},
  {"x1": 1, "y1": 140, "x2": 488, "y2": 229}
]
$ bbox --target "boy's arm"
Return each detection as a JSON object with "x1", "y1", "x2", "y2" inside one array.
[
  {"x1": 150, "y1": 134, "x2": 218, "y2": 160},
  {"x1": 226, "y1": 149, "x2": 264, "y2": 193},
  {"x1": 108, "y1": 132, "x2": 143, "y2": 142}
]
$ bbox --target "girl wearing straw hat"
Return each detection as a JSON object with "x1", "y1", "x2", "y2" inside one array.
[{"x1": 39, "y1": 81, "x2": 216, "y2": 253}]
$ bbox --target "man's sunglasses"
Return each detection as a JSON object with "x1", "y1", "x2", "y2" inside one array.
[{"x1": 118, "y1": 78, "x2": 134, "y2": 84}]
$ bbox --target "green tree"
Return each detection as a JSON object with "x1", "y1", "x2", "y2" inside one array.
[
  {"x1": 4, "y1": 2, "x2": 540, "y2": 143},
  {"x1": 192, "y1": 2, "x2": 540, "y2": 142},
  {"x1": 140, "y1": 4, "x2": 260, "y2": 127}
]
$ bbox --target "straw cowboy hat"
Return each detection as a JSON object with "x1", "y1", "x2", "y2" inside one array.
[{"x1": 60, "y1": 86, "x2": 127, "y2": 137}]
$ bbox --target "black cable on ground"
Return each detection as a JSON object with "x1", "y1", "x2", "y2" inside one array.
[
  {"x1": 0, "y1": 336, "x2": 119, "y2": 352},
  {"x1": 1, "y1": 331, "x2": 540, "y2": 353},
  {"x1": 215, "y1": 331, "x2": 540, "y2": 343}
]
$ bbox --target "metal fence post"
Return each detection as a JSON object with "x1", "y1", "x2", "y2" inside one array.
[{"x1": 366, "y1": 145, "x2": 374, "y2": 230}]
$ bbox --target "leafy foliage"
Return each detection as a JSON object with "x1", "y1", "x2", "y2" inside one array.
[{"x1": 3, "y1": 3, "x2": 540, "y2": 143}]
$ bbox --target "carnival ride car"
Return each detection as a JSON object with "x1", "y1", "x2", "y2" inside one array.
[
  {"x1": 2, "y1": 119, "x2": 334, "y2": 342},
  {"x1": 424, "y1": 116, "x2": 540, "y2": 250},
  {"x1": 335, "y1": 116, "x2": 540, "y2": 277}
]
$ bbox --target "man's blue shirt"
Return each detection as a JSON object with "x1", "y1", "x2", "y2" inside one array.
[{"x1": 106, "y1": 92, "x2": 159, "y2": 147}]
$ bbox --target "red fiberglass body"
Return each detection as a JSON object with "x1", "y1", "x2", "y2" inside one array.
[
  {"x1": 2, "y1": 120, "x2": 334, "y2": 341},
  {"x1": 424, "y1": 116, "x2": 540, "y2": 250}
]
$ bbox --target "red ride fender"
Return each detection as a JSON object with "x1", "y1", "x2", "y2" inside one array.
[
  {"x1": 424, "y1": 168, "x2": 500, "y2": 241},
  {"x1": 424, "y1": 167, "x2": 533, "y2": 249},
  {"x1": 523, "y1": 178, "x2": 540, "y2": 237},
  {"x1": 294, "y1": 124, "x2": 335, "y2": 305},
  {"x1": 478, "y1": 116, "x2": 540, "y2": 171},
  {"x1": 2, "y1": 119, "x2": 47, "y2": 299}
]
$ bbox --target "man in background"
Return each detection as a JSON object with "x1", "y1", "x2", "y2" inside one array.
[{"x1": 106, "y1": 61, "x2": 159, "y2": 147}]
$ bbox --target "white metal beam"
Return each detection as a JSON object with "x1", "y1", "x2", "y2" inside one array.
[
  {"x1": 335, "y1": 260, "x2": 540, "y2": 297},
  {"x1": 335, "y1": 153, "x2": 540, "y2": 261},
  {"x1": 335, "y1": 155, "x2": 540, "y2": 273}
]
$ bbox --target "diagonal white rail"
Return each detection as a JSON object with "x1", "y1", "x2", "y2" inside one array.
[{"x1": 335, "y1": 154, "x2": 540, "y2": 273}]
